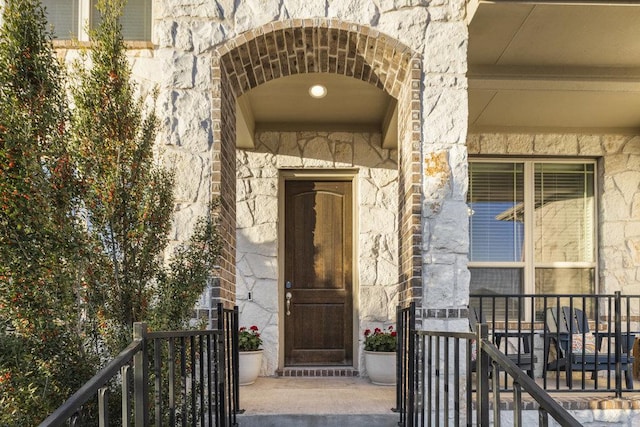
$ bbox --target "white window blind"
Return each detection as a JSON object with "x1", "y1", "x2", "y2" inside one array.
[
  {"x1": 42, "y1": 0, "x2": 78, "y2": 39},
  {"x1": 91, "y1": 0, "x2": 151, "y2": 40},
  {"x1": 534, "y1": 163, "x2": 595, "y2": 263},
  {"x1": 41, "y1": 0, "x2": 151, "y2": 41},
  {"x1": 468, "y1": 162, "x2": 524, "y2": 262}
]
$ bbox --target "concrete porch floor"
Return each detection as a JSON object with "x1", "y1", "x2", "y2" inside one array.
[
  {"x1": 236, "y1": 376, "x2": 399, "y2": 426},
  {"x1": 238, "y1": 376, "x2": 396, "y2": 415}
]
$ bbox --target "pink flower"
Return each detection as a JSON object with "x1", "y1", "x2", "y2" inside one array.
[
  {"x1": 364, "y1": 329, "x2": 371, "y2": 337},
  {"x1": 250, "y1": 325, "x2": 259, "y2": 331}
]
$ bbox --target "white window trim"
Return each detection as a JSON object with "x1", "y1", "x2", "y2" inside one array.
[{"x1": 78, "y1": 0, "x2": 92, "y2": 42}]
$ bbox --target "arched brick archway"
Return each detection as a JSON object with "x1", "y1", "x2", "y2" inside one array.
[{"x1": 211, "y1": 19, "x2": 423, "y2": 308}]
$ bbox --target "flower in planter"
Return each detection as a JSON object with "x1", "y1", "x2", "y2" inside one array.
[
  {"x1": 239, "y1": 325, "x2": 263, "y2": 351},
  {"x1": 364, "y1": 325, "x2": 397, "y2": 352}
]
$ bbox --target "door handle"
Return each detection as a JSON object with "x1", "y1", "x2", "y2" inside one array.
[{"x1": 286, "y1": 292, "x2": 292, "y2": 316}]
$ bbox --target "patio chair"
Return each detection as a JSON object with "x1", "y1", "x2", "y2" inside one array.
[
  {"x1": 468, "y1": 307, "x2": 537, "y2": 378},
  {"x1": 544, "y1": 306, "x2": 634, "y2": 389}
]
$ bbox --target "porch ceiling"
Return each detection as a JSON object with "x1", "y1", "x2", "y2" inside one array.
[
  {"x1": 467, "y1": 0, "x2": 640, "y2": 134},
  {"x1": 236, "y1": 73, "x2": 396, "y2": 149}
]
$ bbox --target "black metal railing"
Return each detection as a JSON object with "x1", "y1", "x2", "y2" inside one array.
[
  {"x1": 217, "y1": 303, "x2": 241, "y2": 423},
  {"x1": 40, "y1": 304, "x2": 239, "y2": 426},
  {"x1": 396, "y1": 302, "x2": 416, "y2": 425},
  {"x1": 471, "y1": 292, "x2": 639, "y2": 396},
  {"x1": 398, "y1": 305, "x2": 582, "y2": 426},
  {"x1": 471, "y1": 325, "x2": 582, "y2": 427}
]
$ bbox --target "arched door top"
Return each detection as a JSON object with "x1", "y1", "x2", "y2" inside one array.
[{"x1": 217, "y1": 19, "x2": 421, "y2": 99}]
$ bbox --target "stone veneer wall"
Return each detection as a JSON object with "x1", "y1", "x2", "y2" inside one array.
[
  {"x1": 56, "y1": 0, "x2": 471, "y2": 327},
  {"x1": 236, "y1": 131, "x2": 399, "y2": 375},
  {"x1": 468, "y1": 133, "x2": 640, "y2": 296}
]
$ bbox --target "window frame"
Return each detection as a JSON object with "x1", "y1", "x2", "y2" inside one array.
[
  {"x1": 43, "y1": 0, "x2": 152, "y2": 42},
  {"x1": 468, "y1": 157, "x2": 599, "y2": 296}
]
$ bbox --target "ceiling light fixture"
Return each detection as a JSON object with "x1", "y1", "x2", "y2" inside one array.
[{"x1": 308, "y1": 84, "x2": 327, "y2": 99}]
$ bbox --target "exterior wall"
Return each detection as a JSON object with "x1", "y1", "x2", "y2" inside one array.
[
  {"x1": 236, "y1": 131, "x2": 399, "y2": 375},
  {"x1": 468, "y1": 133, "x2": 640, "y2": 295},
  {"x1": 57, "y1": 0, "x2": 471, "y2": 335}
]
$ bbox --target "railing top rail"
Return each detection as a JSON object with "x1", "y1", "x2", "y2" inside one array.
[
  {"x1": 39, "y1": 339, "x2": 143, "y2": 427},
  {"x1": 470, "y1": 293, "x2": 640, "y2": 298},
  {"x1": 478, "y1": 330, "x2": 582, "y2": 427}
]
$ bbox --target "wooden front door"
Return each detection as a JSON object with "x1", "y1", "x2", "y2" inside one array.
[{"x1": 284, "y1": 180, "x2": 353, "y2": 366}]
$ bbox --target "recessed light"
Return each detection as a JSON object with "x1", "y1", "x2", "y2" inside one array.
[{"x1": 309, "y1": 84, "x2": 327, "y2": 98}]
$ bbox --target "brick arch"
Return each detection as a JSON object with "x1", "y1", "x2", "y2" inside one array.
[
  {"x1": 211, "y1": 19, "x2": 423, "y2": 308},
  {"x1": 217, "y1": 19, "x2": 418, "y2": 99}
]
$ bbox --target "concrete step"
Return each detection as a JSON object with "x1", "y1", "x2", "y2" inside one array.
[{"x1": 236, "y1": 413, "x2": 399, "y2": 427}]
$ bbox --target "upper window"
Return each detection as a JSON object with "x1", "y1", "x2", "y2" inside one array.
[
  {"x1": 468, "y1": 159, "x2": 596, "y2": 301},
  {"x1": 42, "y1": 0, "x2": 151, "y2": 41}
]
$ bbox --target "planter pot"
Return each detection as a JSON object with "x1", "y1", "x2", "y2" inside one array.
[
  {"x1": 238, "y1": 350, "x2": 263, "y2": 386},
  {"x1": 364, "y1": 350, "x2": 396, "y2": 386}
]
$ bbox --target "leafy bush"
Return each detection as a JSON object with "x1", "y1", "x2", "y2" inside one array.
[{"x1": 0, "y1": 1, "x2": 97, "y2": 422}]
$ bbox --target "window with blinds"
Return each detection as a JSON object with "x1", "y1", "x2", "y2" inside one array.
[
  {"x1": 43, "y1": 0, "x2": 79, "y2": 39},
  {"x1": 468, "y1": 159, "x2": 596, "y2": 302},
  {"x1": 91, "y1": 0, "x2": 151, "y2": 41},
  {"x1": 42, "y1": 0, "x2": 151, "y2": 41}
]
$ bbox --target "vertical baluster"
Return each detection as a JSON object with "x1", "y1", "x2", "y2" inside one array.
[
  {"x1": 190, "y1": 335, "x2": 196, "y2": 427},
  {"x1": 155, "y1": 338, "x2": 162, "y2": 427},
  {"x1": 513, "y1": 382, "x2": 522, "y2": 427},
  {"x1": 214, "y1": 333, "x2": 221, "y2": 427},
  {"x1": 615, "y1": 291, "x2": 622, "y2": 398},
  {"x1": 199, "y1": 335, "x2": 205, "y2": 425},
  {"x1": 419, "y1": 334, "x2": 426, "y2": 427},
  {"x1": 466, "y1": 338, "x2": 473, "y2": 427},
  {"x1": 218, "y1": 327, "x2": 228, "y2": 427},
  {"x1": 122, "y1": 364, "x2": 132, "y2": 427},
  {"x1": 453, "y1": 337, "x2": 460, "y2": 427},
  {"x1": 492, "y1": 361, "x2": 500, "y2": 427},
  {"x1": 133, "y1": 323, "x2": 149, "y2": 427},
  {"x1": 477, "y1": 324, "x2": 490, "y2": 427},
  {"x1": 594, "y1": 296, "x2": 601, "y2": 390},
  {"x1": 207, "y1": 334, "x2": 213, "y2": 427},
  {"x1": 538, "y1": 408, "x2": 549, "y2": 427},
  {"x1": 435, "y1": 336, "x2": 441, "y2": 427},
  {"x1": 181, "y1": 336, "x2": 187, "y2": 427},
  {"x1": 443, "y1": 336, "x2": 449, "y2": 425},
  {"x1": 98, "y1": 386, "x2": 109, "y2": 427},
  {"x1": 426, "y1": 335, "x2": 432, "y2": 427},
  {"x1": 169, "y1": 337, "x2": 176, "y2": 426}
]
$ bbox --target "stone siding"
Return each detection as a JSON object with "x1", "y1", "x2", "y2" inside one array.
[
  {"x1": 55, "y1": 0, "x2": 471, "y2": 338},
  {"x1": 236, "y1": 131, "x2": 399, "y2": 374}
]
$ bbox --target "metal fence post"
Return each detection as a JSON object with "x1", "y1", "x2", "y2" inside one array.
[
  {"x1": 407, "y1": 302, "x2": 416, "y2": 427},
  {"x1": 477, "y1": 323, "x2": 490, "y2": 427},
  {"x1": 614, "y1": 291, "x2": 622, "y2": 398},
  {"x1": 395, "y1": 304, "x2": 402, "y2": 414},
  {"x1": 133, "y1": 322, "x2": 149, "y2": 427}
]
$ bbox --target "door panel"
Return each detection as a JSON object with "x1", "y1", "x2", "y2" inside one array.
[{"x1": 284, "y1": 180, "x2": 353, "y2": 366}]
